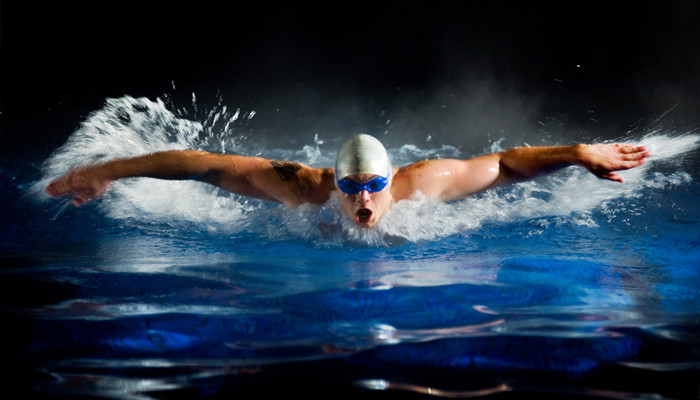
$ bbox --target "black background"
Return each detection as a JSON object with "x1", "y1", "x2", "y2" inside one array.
[
  {"x1": 1, "y1": 4, "x2": 699, "y2": 398},
  {"x1": 2, "y1": 1, "x2": 699, "y2": 158}
]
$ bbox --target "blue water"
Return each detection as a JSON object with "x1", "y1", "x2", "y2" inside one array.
[{"x1": 2, "y1": 96, "x2": 699, "y2": 399}]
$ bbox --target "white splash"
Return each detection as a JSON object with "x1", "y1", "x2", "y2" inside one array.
[{"x1": 33, "y1": 95, "x2": 700, "y2": 246}]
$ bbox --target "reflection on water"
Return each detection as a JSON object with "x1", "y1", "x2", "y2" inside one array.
[
  {"x1": 5, "y1": 228, "x2": 699, "y2": 399},
  {"x1": 1, "y1": 96, "x2": 699, "y2": 399}
]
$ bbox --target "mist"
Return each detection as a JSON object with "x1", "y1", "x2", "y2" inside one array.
[{"x1": 2, "y1": 2, "x2": 699, "y2": 159}]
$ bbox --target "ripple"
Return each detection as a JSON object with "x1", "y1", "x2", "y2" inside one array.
[{"x1": 117, "y1": 329, "x2": 202, "y2": 351}]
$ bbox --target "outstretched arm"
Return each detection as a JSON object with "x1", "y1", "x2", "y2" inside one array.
[
  {"x1": 46, "y1": 150, "x2": 335, "y2": 207},
  {"x1": 497, "y1": 143, "x2": 650, "y2": 183},
  {"x1": 498, "y1": 143, "x2": 650, "y2": 183},
  {"x1": 393, "y1": 143, "x2": 651, "y2": 202}
]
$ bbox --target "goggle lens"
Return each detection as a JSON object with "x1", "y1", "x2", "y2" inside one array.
[{"x1": 337, "y1": 176, "x2": 389, "y2": 194}]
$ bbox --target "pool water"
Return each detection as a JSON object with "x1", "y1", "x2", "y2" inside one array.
[{"x1": 1, "y1": 96, "x2": 699, "y2": 399}]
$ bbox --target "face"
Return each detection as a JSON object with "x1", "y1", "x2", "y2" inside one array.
[{"x1": 337, "y1": 174, "x2": 393, "y2": 228}]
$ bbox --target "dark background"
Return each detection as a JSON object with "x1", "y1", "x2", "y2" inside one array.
[{"x1": 2, "y1": 1, "x2": 699, "y2": 158}]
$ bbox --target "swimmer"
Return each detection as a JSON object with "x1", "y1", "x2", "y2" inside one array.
[{"x1": 46, "y1": 134, "x2": 650, "y2": 228}]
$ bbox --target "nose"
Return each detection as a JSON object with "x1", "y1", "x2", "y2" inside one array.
[{"x1": 358, "y1": 189, "x2": 371, "y2": 203}]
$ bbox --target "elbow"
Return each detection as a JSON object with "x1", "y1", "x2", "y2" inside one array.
[
  {"x1": 497, "y1": 162, "x2": 528, "y2": 184},
  {"x1": 496, "y1": 151, "x2": 530, "y2": 183}
]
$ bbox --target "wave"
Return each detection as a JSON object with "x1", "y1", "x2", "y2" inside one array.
[{"x1": 31, "y1": 95, "x2": 700, "y2": 246}]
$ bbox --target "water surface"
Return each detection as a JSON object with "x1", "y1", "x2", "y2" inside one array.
[{"x1": 2, "y1": 96, "x2": 699, "y2": 399}]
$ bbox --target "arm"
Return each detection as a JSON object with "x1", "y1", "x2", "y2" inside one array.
[
  {"x1": 498, "y1": 143, "x2": 650, "y2": 183},
  {"x1": 46, "y1": 150, "x2": 336, "y2": 207},
  {"x1": 392, "y1": 143, "x2": 650, "y2": 202}
]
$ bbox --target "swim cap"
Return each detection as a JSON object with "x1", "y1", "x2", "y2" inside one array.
[{"x1": 335, "y1": 134, "x2": 392, "y2": 181}]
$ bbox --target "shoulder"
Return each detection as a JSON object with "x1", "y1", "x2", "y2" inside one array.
[
  {"x1": 262, "y1": 161, "x2": 335, "y2": 206},
  {"x1": 204, "y1": 154, "x2": 336, "y2": 207},
  {"x1": 390, "y1": 156, "x2": 502, "y2": 201},
  {"x1": 390, "y1": 159, "x2": 467, "y2": 200},
  {"x1": 295, "y1": 166, "x2": 336, "y2": 205}
]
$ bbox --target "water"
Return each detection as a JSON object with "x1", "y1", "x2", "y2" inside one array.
[{"x1": 2, "y1": 96, "x2": 699, "y2": 399}]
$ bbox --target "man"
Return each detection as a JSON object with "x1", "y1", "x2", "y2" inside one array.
[{"x1": 46, "y1": 134, "x2": 650, "y2": 228}]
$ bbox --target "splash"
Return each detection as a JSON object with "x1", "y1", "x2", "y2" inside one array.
[{"x1": 34, "y1": 96, "x2": 700, "y2": 246}]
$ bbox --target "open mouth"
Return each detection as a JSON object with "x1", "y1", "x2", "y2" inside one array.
[{"x1": 356, "y1": 208, "x2": 372, "y2": 224}]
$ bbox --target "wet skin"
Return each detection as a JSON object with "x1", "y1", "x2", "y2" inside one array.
[
  {"x1": 337, "y1": 174, "x2": 394, "y2": 228},
  {"x1": 45, "y1": 144, "x2": 651, "y2": 230}
]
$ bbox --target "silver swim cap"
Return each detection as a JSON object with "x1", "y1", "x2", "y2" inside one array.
[{"x1": 335, "y1": 134, "x2": 392, "y2": 181}]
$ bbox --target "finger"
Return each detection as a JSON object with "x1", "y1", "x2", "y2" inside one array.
[
  {"x1": 72, "y1": 191, "x2": 95, "y2": 207},
  {"x1": 601, "y1": 172, "x2": 624, "y2": 183},
  {"x1": 46, "y1": 180, "x2": 64, "y2": 196},
  {"x1": 620, "y1": 145, "x2": 648, "y2": 154},
  {"x1": 620, "y1": 157, "x2": 647, "y2": 169},
  {"x1": 45, "y1": 182, "x2": 57, "y2": 196},
  {"x1": 73, "y1": 196, "x2": 93, "y2": 208},
  {"x1": 622, "y1": 151, "x2": 648, "y2": 161},
  {"x1": 47, "y1": 177, "x2": 75, "y2": 197}
]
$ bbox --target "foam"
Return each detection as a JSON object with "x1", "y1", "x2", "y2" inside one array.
[{"x1": 34, "y1": 96, "x2": 700, "y2": 246}]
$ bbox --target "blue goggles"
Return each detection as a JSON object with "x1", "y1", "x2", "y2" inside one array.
[{"x1": 337, "y1": 176, "x2": 389, "y2": 194}]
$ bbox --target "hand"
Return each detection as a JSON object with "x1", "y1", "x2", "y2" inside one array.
[
  {"x1": 576, "y1": 143, "x2": 651, "y2": 182},
  {"x1": 46, "y1": 165, "x2": 113, "y2": 207}
]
